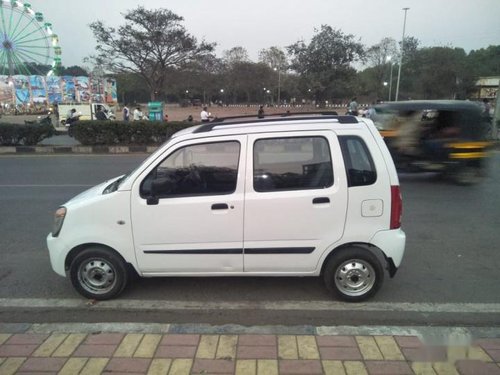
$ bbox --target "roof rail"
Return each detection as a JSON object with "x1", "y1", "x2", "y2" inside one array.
[{"x1": 193, "y1": 111, "x2": 358, "y2": 134}]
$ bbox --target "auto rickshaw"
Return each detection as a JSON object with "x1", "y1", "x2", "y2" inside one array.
[{"x1": 373, "y1": 100, "x2": 493, "y2": 185}]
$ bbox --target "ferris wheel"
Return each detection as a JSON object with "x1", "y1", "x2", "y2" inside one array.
[{"x1": 0, "y1": 1, "x2": 61, "y2": 76}]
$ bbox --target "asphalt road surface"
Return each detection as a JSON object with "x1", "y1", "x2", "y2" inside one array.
[{"x1": 0, "y1": 154, "x2": 499, "y2": 326}]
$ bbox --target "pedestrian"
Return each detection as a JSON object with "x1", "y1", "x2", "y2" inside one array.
[
  {"x1": 123, "y1": 104, "x2": 130, "y2": 121},
  {"x1": 200, "y1": 106, "x2": 212, "y2": 122},
  {"x1": 133, "y1": 106, "x2": 143, "y2": 121},
  {"x1": 257, "y1": 105, "x2": 265, "y2": 118},
  {"x1": 348, "y1": 97, "x2": 359, "y2": 116}
]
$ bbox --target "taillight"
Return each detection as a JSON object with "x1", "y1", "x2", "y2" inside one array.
[{"x1": 390, "y1": 185, "x2": 402, "y2": 229}]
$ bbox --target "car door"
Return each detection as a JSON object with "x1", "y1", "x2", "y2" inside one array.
[
  {"x1": 243, "y1": 131, "x2": 348, "y2": 273},
  {"x1": 131, "y1": 135, "x2": 246, "y2": 274}
]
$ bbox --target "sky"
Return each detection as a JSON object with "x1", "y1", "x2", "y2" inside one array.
[{"x1": 16, "y1": 0, "x2": 500, "y2": 67}]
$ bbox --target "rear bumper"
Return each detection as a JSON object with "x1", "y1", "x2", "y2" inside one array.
[{"x1": 370, "y1": 228, "x2": 406, "y2": 272}]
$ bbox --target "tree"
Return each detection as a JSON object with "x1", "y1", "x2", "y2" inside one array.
[
  {"x1": 365, "y1": 38, "x2": 399, "y2": 98},
  {"x1": 89, "y1": 6, "x2": 215, "y2": 100},
  {"x1": 222, "y1": 47, "x2": 250, "y2": 65},
  {"x1": 287, "y1": 25, "x2": 364, "y2": 101},
  {"x1": 259, "y1": 46, "x2": 287, "y2": 70}
]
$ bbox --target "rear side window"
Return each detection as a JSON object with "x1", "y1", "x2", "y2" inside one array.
[
  {"x1": 253, "y1": 137, "x2": 333, "y2": 192},
  {"x1": 339, "y1": 136, "x2": 377, "y2": 187}
]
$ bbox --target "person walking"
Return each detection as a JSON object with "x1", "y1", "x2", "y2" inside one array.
[
  {"x1": 257, "y1": 105, "x2": 265, "y2": 118},
  {"x1": 348, "y1": 97, "x2": 359, "y2": 116},
  {"x1": 133, "y1": 106, "x2": 143, "y2": 121},
  {"x1": 200, "y1": 106, "x2": 212, "y2": 123},
  {"x1": 123, "y1": 104, "x2": 130, "y2": 121}
]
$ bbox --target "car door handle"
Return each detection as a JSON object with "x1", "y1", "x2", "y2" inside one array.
[
  {"x1": 211, "y1": 203, "x2": 229, "y2": 210},
  {"x1": 313, "y1": 197, "x2": 330, "y2": 204}
]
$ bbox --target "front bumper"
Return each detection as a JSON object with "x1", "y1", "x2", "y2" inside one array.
[{"x1": 46, "y1": 233, "x2": 68, "y2": 277}]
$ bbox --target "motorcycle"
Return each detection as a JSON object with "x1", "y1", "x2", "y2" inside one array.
[{"x1": 24, "y1": 112, "x2": 53, "y2": 127}]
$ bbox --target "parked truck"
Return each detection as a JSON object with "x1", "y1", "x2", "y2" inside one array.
[{"x1": 58, "y1": 103, "x2": 116, "y2": 126}]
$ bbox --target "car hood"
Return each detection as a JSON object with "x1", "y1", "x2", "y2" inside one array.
[{"x1": 65, "y1": 175, "x2": 123, "y2": 206}]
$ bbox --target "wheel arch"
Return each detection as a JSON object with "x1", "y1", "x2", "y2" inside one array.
[
  {"x1": 320, "y1": 242, "x2": 395, "y2": 277},
  {"x1": 65, "y1": 243, "x2": 138, "y2": 276}
]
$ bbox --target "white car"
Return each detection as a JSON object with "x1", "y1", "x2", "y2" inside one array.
[{"x1": 47, "y1": 112, "x2": 405, "y2": 302}]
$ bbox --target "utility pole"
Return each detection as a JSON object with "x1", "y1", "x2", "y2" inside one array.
[{"x1": 395, "y1": 7, "x2": 409, "y2": 102}]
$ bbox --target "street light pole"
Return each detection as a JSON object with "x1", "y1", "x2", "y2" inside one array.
[
  {"x1": 387, "y1": 56, "x2": 394, "y2": 101},
  {"x1": 395, "y1": 7, "x2": 409, "y2": 102}
]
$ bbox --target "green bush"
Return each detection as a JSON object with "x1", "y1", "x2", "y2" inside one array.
[
  {"x1": 69, "y1": 121, "x2": 195, "y2": 145},
  {"x1": 0, "y1": 123, "x2": 55, "y2": 146}
]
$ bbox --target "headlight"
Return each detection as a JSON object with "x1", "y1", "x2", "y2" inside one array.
[{"x1": 52, "y1": 207, "x2": 66, "y2": 237}]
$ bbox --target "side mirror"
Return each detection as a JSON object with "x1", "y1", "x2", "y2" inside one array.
[{"x1": 147, "y1": 177, "x2": 174, "y2": 205}]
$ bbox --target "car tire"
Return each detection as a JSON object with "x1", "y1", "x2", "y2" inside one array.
[
  {"x1": 323, "y1": 247, "x2": 384, "y2": 302},
  {"x1": 69, "y1": 247, "x2": 128, "y2": 300}
]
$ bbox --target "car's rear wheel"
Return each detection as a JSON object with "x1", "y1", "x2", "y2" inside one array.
[
  {"x1": 323, "y1": 247, "x2": 384, "y2": 302},
  {"x1": 69, "y1": 247, "x2": 128, "y2": 300}
]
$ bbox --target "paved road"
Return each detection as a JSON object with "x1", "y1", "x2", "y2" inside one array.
[{"x1": 0, "y1": 154, "x2": 499, "y2": 326}]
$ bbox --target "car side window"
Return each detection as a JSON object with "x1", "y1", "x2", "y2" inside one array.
[
  {"x1": 253, "y1": 136, "x2": 333, "y2": 192},
  {"x1": 141, "y1": 141, "x2": 240, "y2": 198},
  {"x1": 339, "y1": 136, "x2": 377, "y2": 187}
]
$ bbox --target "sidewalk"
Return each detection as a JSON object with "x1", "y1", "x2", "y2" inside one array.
[{"x1": 0, "y1": 324, "x2": 499, "y2": 374}]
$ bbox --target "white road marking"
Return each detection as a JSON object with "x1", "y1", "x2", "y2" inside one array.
[{"x1": 1, "y1": 298, "x2": 500, "y2": 314}]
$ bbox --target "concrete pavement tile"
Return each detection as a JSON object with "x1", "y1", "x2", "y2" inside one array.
[
  {"x1": 447, "y1": 346, "x2": 468, "y2": 363},
  {"x1": 316, "y1": 336, "x2": 357, "y2": 347},
  {"x1": 18, "y1": 357, "x2": 67, "y2": 372},
  {"x1": 402, "y1": 346, "x2": 447, "y2": 362},
  {"x1": 167, "y1": 358, "x2": 193, "y2": 375},
  {"x1": 5, "y1": 333, "x2": 48, "y2": 345},
  {"x1": 79, "y1": 357, "x2": 109, "y2": 375},
  {"x1": 356, "y1": 336, "x2": 383, "y2": 360},
  {"x1": 411, "y1": 362, "x2": 437, "y2": 375},
  {"x1": 322, "y1": 360, "x2": 346, "y2": 375},
  {"x1": 278, "y1": 335, "x2": 298, "y2": 360},
  {"x1": 105, "y1": 357, "x2": 152, "y2": 373},
  {"x1": 85, "y1": 332, "x2": 124, "y2": 345},
  {"x1": 239, "y1": 335, "x2": 276, "y2": 346},
  {"x1": 52, "y1": 333, "x2": 86, "y2": 357},
  {"x1": 279, "y1": 359, "x2": 323, "y2": 374},
  {"x1": 216, "y1": 335, "x2": 237, "y2": 360},
  {"x1": 237, "y1": 345, "x2": 277, "y2": 359},
  {"x1": 160, "y1": 334, "x2": 199, "y2": 346},
  {"x1": 73, "y1": 344, "x2": 118, "y2": 357},
  {"x1": 467, "y1": 346, "x2": 493, "y2": 362},
  {"x1": 155, "y1": 345, "x2": 197, "y2": 358},
  {"x1": 196, "y1": 335, "x2": 219, "y2": 359},
  {"x1": 135, "y1": 334, "x2": 162, "y2": 358},
  {"x1": 485, "y1": 349, "x2": 500, "y2": 361},
  {"x1": 475, "y1": 339, "x2": 500, "y2": 350},
  {"x1": 0, "y1": 334, "x2": 11, "y2": 345},
  {"x1": 0, "y1": 344, "x2": 37, "y2": 357},
  {"x1": 344, "y1": 361, "x2": 368, "y2": 375},
  {"x1": 257, "y1": 359, "x2": 278, "y2": 375},
  {"x1": 374, "y1": 336, "x2": 405, "y2": 360},
  {"x1": 297, "y1": 335, "x2": 320, "y2": 360},
  {"x1": 394, "y1": 336, "x2": 423, "y2": 348},
  {"x1": 456, "y1": 359, "x2": 500, "y2": 375},
  {"x1": 114, "y1": 333, "x2": 144, "y2": 357},
  {"x1": 192, "y1": 358, "x2": 235, "y2": 373},
  {"x1": 432, "y1": 362, "x2": 459, "y2": 375},
  {"x1": 58, "y1": 357, "x2": 88, "y2": 375},
  {"x1": 32, "y1": 333, "x2": 67, "y2": 357},
  {"x1": 0, "y1": 357, "x2": 26, "y2": 375},
  {"x1": 235, "y1": 359, "x2": 256, "y2": 375},
  {"x1": 318, "y1": 346, "x2": 362, "y2": 360},
  {"x1": 364, "y1": 360, "x2": 413, "y2": 374},
  {"x1": 147, "y1": 358, "x2": 172, "y2": 375}
]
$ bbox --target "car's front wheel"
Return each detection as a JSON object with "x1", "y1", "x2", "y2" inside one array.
[
  {"x1": 69, "y1": 247, "x2": 128, "y2": 300},
  {"x1": 323, "y1": 247, "x2": 384, "y2": 302}
]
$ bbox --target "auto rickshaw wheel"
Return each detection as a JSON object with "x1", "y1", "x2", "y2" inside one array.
[{"x1": 450, "y1": 163, "x2": 484, "y2": 185}]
